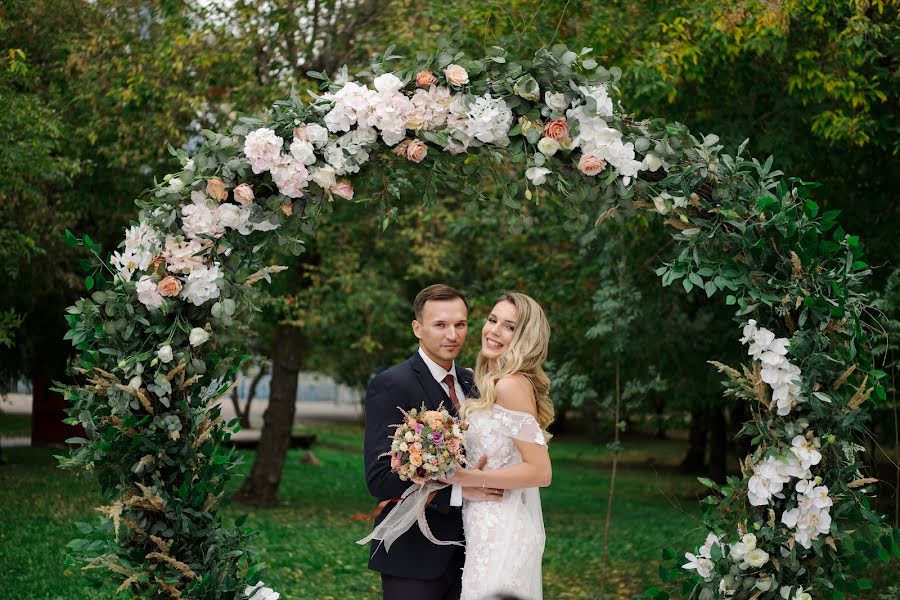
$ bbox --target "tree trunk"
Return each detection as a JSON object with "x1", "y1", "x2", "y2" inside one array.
[
  {"x1": 31, "y1": 375, "x2": 83, "y2": 446},
  {"x1": 707, "y1": 405, "x2": 728, "y2": 483},
  {"x1": 233, "y1": 324, "x2": 304, "y2": 506},
  {"x1": 680, "y1": 405, "x2": 707, "y2": 472},
  {"x1": 241, "y1": 363, "x2": 269, "y2": 428}
]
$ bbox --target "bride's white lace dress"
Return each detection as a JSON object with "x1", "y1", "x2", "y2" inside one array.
[{"x1": 461, "y1": 404, "x2": 546, "y2": 600}]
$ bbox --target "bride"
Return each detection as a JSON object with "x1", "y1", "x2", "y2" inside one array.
[{"x1": 444, "y1": 292, "x2": 553, "y2": 600}]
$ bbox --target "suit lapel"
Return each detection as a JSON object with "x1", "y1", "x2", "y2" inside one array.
[{"x1": 409, "y1": 352, "x2": 451, "y2": 412}]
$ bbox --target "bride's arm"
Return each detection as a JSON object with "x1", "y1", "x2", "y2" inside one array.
[{"x1": 448, "y1": 375, "x2": 552, "y2": 489}]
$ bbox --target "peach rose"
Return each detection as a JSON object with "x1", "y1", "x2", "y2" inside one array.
[
  {"x1": 393, "y1": 139, "x2": 412, "y2": 157},
  {"x1": 445, "y1": 438, "x2": 460, "y2": 453},
  {"x1": 409, "y1": 451, "x2": 424, "y2": 467},
  {"x1": 206, "y1": 178, "x2": 228, "y2": 202},
  {"x1": 281, "y1": 202, "x2": 293, "y2": 216},
  {"x1": 542, "y1": 117, "x2": 569, "y2": 141},
  {"x1": 416, "y1": 69, "x2": 437, "y2": 87},
  {"x1": 233, "y1": 183, "x2": 254, "y2": 206},
  {"x1": 444, "y1": 64, "x2": 469, "y2": 87},
  {"x1": 406, "y1": 139, "x2": 428, "y2": 163},
  {"x1": 578, "y1": 153, "x2": 607, "y2": 176},
  {"x1": 330, "y1": 180, "x2": 354, "y2": 200},
  {"x1": 156, "y1": 275, "x2": 183, "y2": 297}
]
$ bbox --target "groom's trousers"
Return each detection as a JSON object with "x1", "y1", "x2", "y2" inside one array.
[{"x1": 380, "y1": 545, "x2": 464, "y2": 600}]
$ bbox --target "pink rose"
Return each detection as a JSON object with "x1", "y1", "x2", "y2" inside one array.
[
  {"x1": 406, "y1": 139, "x2": 428, "y2": 163},
  {"x1": 330, "y1": 180, "x2": 354, "y2": 200},
  {"x1": 156, "y1": 275, "x2": 183, "y2": 297},
  {"x1": 206, "y1": 178, "x2": 228, "y2": 202},
  {"x1": 393, "y1": 139, "x2": 412, "y2": 157},
  {"x1": 233, "y1": 183, "x2": 254, "y2": 206},
  {"x1": 542, "y1": 118, "x2": 569, "y2": 141},
  {"x1": 416, "y1": 70, "x2": 437, "y2": 87},
  {"x1": 445, "y1": 438, "x2": 460, "y2": 453},
  {"x1": 579, "y1": 153, "x2": 607, "y2": 176}
]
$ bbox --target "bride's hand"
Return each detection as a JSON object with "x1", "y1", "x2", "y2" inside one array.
[{"x1": 439, "y1": 454, "x2": 488, "y2": 486}]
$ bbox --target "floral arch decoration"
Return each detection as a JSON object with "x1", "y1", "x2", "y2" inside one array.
[{"x1": 60, "y1": 43, "x2": 894, "y2": 599}]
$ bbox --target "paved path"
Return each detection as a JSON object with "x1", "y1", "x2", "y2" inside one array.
[{"x1": 1, "y1": 393, "x2": 364, "y2": 448}]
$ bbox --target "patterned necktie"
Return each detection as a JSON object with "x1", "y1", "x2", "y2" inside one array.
[{"x1": 442, "y1": 373, "x2": 461, "y2": 412}]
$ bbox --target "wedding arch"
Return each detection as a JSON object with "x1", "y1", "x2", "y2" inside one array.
[{"x1": 59, "y1": 43, "x2": 892, "y2": 598}]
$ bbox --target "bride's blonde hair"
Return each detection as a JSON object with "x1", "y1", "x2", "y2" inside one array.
[{"x1": 463, "y1": 292, "x2": 554, "y2": 434}]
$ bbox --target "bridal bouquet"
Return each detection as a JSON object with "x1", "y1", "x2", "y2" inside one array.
[
  {"x1": 357, "y1": 403, "x2": 468, "y2": 552},
  {"x1": 388, "y1": 404, "x2": 468, "y2": 485}
]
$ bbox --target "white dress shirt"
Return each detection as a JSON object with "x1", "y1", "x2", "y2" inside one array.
[{"x1": 417, "y1": 347, "x2": 465, "y2": 506}]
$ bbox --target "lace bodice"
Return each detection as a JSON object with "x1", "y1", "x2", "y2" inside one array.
[{"x1": 460, "y1": 403, "x2": 546, "y2": 600}]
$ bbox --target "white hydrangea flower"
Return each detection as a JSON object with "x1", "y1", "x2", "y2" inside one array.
[
  {"x1": 365, "y1": 87, "x2": 412, "y2": 146},
  {"x1": 323, "y1": 81, "x2": 375, "y2": 133},
  {"x1": 566, "y1": 104, "x2": 643, "y2": 183},
  {"x1": 182, "y1": 191, "x2": 224, "y2": 240},
  {"x1": 164, "y1": 236, "x2": 205, "y2": 275},
  {"x1": 464, "y1": 93, "x2": 514, "y2": 146},
  {"x1": 544, "y1": 90, "x2": 568, "y2": 113},
  {"x1": 244, "y1": 128, "x2": 285, "y2": 174},
  {"x1": 302, "y1": 123, "x2": 329, "y2": 147},
  {"x1": 270, "y1": 159, "x2": 309, "y2": 198},
  {"x1": 136, "y1": 276, "x2": 163, "y2": 310},
  {"x1": 373, "y1": 73, "x2": 404, "y2": 94},
  {"x1": 575, "y1": 83, "x2": 614, "y2": 117},
  {"x1": 289, "y1": 139, "x2": 317, "y2": 166},
  {"x1": 181, "y1": 263, "x2": 222, "y2": 306},
  {"x1": 406, "y1": 86, "x2": 452, "y2": 131},
  {"x1": 219, "y1": 204, "x2": 254, "y2": 235}
]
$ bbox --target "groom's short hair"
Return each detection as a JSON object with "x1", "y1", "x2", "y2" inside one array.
[{"x1": 414, "y1": 284, "x2": 469, "y2": 320}]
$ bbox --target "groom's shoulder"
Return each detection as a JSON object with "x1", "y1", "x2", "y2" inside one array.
[{"x1": 369, "y1": 355, "x2": 417, "y2": 387}]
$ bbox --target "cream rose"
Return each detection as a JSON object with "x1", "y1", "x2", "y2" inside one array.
[
  {"x1": 406, "y1": 139, "x2": 428, "y2": 163},
  {"x1": 233, "y1": 183, "x2": 254, "y2": 206},
  {"x1": 578, "y1": 153, "x2": 607, "y2": 176},
  {"x1": 416, "y1": 69, "x2": 437, "y2": 87},
  {"x1": 537, "y1": 137, "x2": 560, "y2": 156},
  {"x1": 157, "y1": 344, "x2": 173, "y2": 363},
  {"x1": 542, "y1": 117, "x2": 569, "y2": 141},
  {"x1": 189, "y1": 327, "x2": 209, "y2": 347},
  {"x1": 310, "y1": 166, "x2": 337, "y2": 190},
  {"x1": 743, "y1": 548, "x2": 769, "y2": 568},
  {"x1": 444, "y1": 64, "x2": 469, "y2": 87},
  {"x1": 206, "y1": 178, "x2": 228, "y2": 202},
  {"x1": 156, "y1": 275, "x2": 183, "y2": 297}
]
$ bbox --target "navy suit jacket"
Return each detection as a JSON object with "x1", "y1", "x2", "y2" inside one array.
[{"x1": 363, "y1": 351, "x2": 477, "y2": 579}]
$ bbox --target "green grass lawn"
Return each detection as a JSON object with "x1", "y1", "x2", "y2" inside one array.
[
  {"x1": 0, "y1": 411, "x2": 32, "y2": 438},
  {"x1": 0, "y1": 419, "x2": 706, "y2": 599},
  {"x1": 0, "y1": 425, "x2": 704, "y2": 600}
]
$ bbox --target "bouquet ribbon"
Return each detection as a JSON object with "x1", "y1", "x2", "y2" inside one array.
[{"x1": 355, "y1": 482, "x2": 463, "y2": 552}]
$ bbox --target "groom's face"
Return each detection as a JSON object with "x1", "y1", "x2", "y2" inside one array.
[{"x1": 412, "y1": 298, "x2": 468, "y2": 370}]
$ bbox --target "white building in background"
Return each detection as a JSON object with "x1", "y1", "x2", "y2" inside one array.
[{"x1": 234, "y1": 370, "x2": 362, "y2": 405}]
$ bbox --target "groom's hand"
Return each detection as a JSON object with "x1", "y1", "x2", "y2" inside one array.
[{"x1": 462, "y1": 486, "x2": 504, "y2": 502}]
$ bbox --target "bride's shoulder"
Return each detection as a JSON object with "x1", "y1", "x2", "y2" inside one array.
[{"x1": 494, "y1": 374, "x2": 537, "y2": 416}]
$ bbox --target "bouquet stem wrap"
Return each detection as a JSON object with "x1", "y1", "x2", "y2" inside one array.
[{"x1": 356, "y1": 481, "x2": 463, "y2": 553}]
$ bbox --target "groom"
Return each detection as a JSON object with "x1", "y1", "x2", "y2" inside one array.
[{"x1": 363, "y1": 284, "x2": 501, "y2": 600}]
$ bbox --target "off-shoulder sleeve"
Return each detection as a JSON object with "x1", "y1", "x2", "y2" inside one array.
[{"x1": 490, "y1": 406, "x2": 547, "y2": 445}]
